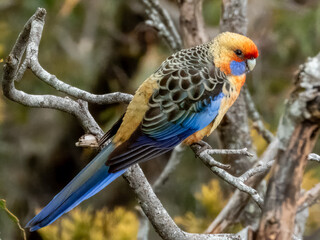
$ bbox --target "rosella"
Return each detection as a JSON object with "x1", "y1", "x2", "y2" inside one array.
[{"x1": 26, "y1": 32, "x2": 258, "y2": 231}]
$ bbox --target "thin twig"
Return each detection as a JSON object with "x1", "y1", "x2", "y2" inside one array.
[
  {"x1": 153, "y1": 144, "x2": 186, "y2": 193},
  {"x1": 190, "y1": 144, "x2": 264, "y2": 209},
  {"x1": 148, "y1": 0, "x2": 181, "y2": 48},
  {"x1": 208, "y1": 163, "x2": 263, "y2": 209},
  {"x1": 30, "y1": 60, "x2": 132, "y2": 104},
  {"x1": 239, "y1": 160, "x2": 274, "y2": 183},
  {"x1": 297, "y1": 183, "x2": 320, "y2": 212},
  {"x1": 27, "y1": 35, "x2": 132, "y2": 104},
  {"x1": 136, "y1": 207, "x2": 150, "y2": 240},
  {"x1": 198, "y1": 150, "x2": 231, "y2": 170},
  {"x1": 244, "y1": 87, "x2": 274, "y2": 143},
  {"x1": 205, "y1": 148, "x2": 254, "y2": 157},
  {"x1": 141, "y1": 0, "x2": 182, "y2": 51}
]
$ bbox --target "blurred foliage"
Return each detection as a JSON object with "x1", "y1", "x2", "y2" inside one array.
[
  {"x1": 203, "y1": 0, "x2": 220, "y2": 26},
  {"x1": 59, "y1": 0, "x2": 81, "y2": 17},
  {"x1": 302, "y1": 168, "x2": 320, "y2": 235},
  {"x1": 175, "y1": 212, "x2": 209, "y2": 233},
  {"x1": 175, "y1": 179, "x2": 241, "y2": 233},
  {"x1": 250, "y1": 124, "x2": 269, "y2": 156},
  {"x1": 273, "y1": 3, "x2": 320, "y2": 65},
  {"x1": 131, "y1": 44, "x2": 168, "y2": 89},
  {"x1": 306, "y1": 205, "x2": 320, "y2": 235},
  {"x1": 38, "y1": 207, "x2": 138, "y2": 240},
  {"x1": 302, "y1": 168, "x2": 319, "y2": 190},
  {"x1": 195, "y1": 179, "x2": 227, "y2": 217},
  {"x1": 0, "y1": 96, "x2": 4, "y2": 124}
]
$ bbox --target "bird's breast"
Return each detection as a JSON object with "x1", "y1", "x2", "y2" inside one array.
[
  {"x1": 229, "y1": 74, "x2": 246, "y2": 94},
  {"x1": 208, "y1": 78, "x2": 243, "y2": 135}
]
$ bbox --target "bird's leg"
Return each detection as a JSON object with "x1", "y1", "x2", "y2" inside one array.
[{"x1": 190, "y1": 141, "x2": 231, "y2": 170}]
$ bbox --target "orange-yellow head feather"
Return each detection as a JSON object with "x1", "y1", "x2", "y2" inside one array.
[{"x1": 210, "y1": 32, "x2": 259, "y2": 76}]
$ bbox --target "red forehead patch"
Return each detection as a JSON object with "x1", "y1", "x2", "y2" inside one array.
[{"x1": 244, "y1": 43, "x2": 259, "y2": 59}]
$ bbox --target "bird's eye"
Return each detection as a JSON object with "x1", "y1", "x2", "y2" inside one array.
[{"x1": 234, "y1": 49, "x2": 243, "y2": 56}]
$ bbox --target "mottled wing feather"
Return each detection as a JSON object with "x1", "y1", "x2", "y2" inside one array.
[{"x1": 107, "y1": 43, "x2": 229, "y2": 172}]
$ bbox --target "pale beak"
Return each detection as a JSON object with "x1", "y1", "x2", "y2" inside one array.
[{"x1": 247, "y1": 59, "x2": 256, "y2": 71}]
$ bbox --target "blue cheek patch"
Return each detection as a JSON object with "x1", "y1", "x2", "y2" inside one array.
[{"x1": 230, "y1": 60, "x2": 246, "y2": 76}]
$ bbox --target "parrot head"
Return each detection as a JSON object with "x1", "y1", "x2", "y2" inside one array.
[{"x1": 210, "y1": 32, "x2": 259, "y2": 76}]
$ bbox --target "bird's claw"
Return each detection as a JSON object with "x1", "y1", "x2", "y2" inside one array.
[{"x1": 191, "y1": 140, "x2": 212, "y2": 157}]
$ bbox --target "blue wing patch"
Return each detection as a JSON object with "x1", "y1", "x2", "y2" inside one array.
[{"x1": 106, "y1": 92, "x2": 225, "y2": 172}]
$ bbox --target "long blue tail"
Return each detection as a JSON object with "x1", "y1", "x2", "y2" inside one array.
[{"x1": 26, "y1": 144, "x2": 126, "y2": 231}]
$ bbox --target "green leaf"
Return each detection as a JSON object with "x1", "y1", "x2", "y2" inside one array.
[{"x1": 0, "y1": 199, "x2": 26, "y2": 240}]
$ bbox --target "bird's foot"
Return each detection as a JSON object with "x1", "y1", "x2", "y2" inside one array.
[{"x1": 191, "y1": 140, "x2": 212, "y2": 157}]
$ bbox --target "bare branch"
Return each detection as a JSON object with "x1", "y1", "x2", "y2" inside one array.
[
  {"x1": 141, "y1": 0, "x2": 182, "y2": 51},
  {"x1": 177, "y1": 0, "x2": 209, "y2": 47},
  {"x1": 238, "y1": 161, "x2": 274, "y2": 183},
  {"x1": 8, "y1": 8, "x2": 43, "y2": 67},
  {"x1": 15, "y1": 60, "x2": 28, "y2": 82},
  {"x1": 209, "y1": 166, "x2": 264, "y2": 209},
  {"x1": 197, "y1": 149, "x2": 231, "y2": 170},
  {"x1": 308, "y1": 153, "x2": 320, "y2": 162},
  {"x1": 206, "y1": 114, "x2": 318, "y2": 234},
  {"x1": 26, "y1": 24, "x2": 132, "y2": 104},
  {"x1": 220, "y1": 0, "x2": 248, "y2": 34},
  {"x1": 205, "y1": 148, "x2": 254, "y2": 157},
  {"x1": 294, "y1": 207, "x2": 308, "y2": 240},
  {"x1": 297, "y1": 183, "x2": 320, "y2": 212},
  {"x1": 30, "y1": 62, "x2": 133, "y2": 104}
]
